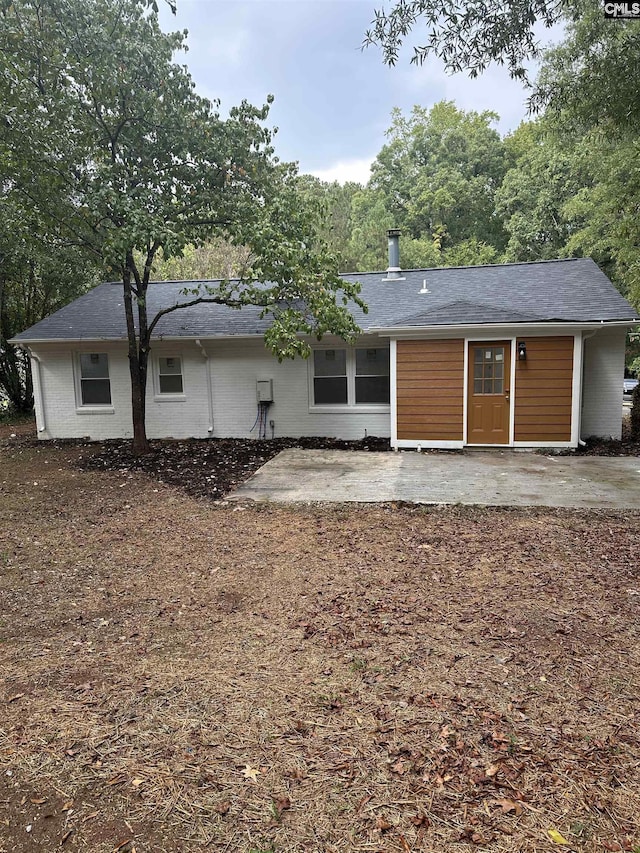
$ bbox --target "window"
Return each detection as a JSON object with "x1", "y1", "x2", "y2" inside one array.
[
  {"x1": 313, "y1": 349, "x2": 347, "y2": 404},
  {"x1": 473, "y1": 346, "x2": 504, "y2": 395},
  {"x1": 158, "y1": 356, "x2": 183, "y2": 394},
  {"x1": 312, "y1": 347, "x2": 390, "y2": 407},
  {"x1": 355, "y1": 348, "x2": 390, "y2": 403},
  {"x1": 79, "y1": 353, "x2": 111, "y2": 405}
]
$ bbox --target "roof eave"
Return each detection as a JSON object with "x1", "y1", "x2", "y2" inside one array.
[
  {"x1": 369, "y1": 319, "x2": 640, "y2": 336},
  {"x1": 11, "y1": 318, "x2": 639, "y2": 346},
  {"x1": 8, "y1": 332, "x2": 273, "y2": 345},
  {"x1": 9, "y1": 336, "x2": 127, "y2": 346}
]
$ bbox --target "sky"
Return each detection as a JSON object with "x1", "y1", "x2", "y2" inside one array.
[{"x1": 158, "y1": 0, "x2": 550, "y2": 185}]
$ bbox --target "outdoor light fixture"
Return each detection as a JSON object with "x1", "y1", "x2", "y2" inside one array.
[{"x1": 518, "y1": 341, "x2": 527, "y2": 361}]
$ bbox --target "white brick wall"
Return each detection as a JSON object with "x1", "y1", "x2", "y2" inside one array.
[
  {"x1": 207, "y1": 338, "x2": 390, "y2": 439},
  {"x1": 30, "y1": 337, "x2": 391, "y2": 441},
  {"x1": 31, "y1": 343, "x2": 135, "y2": 440},
  {"x1": 581, "y1": 327, "x2": 626, "y2": 440}
]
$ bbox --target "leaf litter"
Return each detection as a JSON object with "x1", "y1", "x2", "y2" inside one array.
[{"x1": 0, "y1": 434, "x2": 639, "y2": 851}]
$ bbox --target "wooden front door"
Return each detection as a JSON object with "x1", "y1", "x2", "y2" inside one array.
[{"x1": 467, "y1": 342, "x2": 511, "y2": 445}]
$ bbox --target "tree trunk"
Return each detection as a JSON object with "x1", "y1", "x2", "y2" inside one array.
[
  {"x1": 0, "y1": 344, "x2": 34, "y2": 412},
  {"x1": 0, "y1": 277, "x2": 33, "y2": 412},
  {"x1": 631, "y1": 382, "x2": 640, "y2": 441},
  {"x1": 22, "y1": 348, "x2": 33, "y2": 411},
  {"x1": 123, "y1": 271, "x2": 151, "y2": 454},
  {"x1": 129, "y1": 347, "x2": 149, "y2": 453}
]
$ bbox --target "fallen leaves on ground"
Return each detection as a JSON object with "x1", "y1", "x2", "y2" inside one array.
[{"x1": 0, "y1": 432, "x2": 639, "y2": 852}]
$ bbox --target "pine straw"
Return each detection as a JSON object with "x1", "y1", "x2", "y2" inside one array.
[{"x1": 1, "y1": 441, "x2": 640, "y2": 852}]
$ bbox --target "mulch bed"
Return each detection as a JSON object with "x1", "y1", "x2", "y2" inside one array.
[
  {"x1": 76, "y1": 436, "x2": 392, "y2": 501},
  {"x1": 570, "y1": 416, "x2": 640, "y2": 456}
]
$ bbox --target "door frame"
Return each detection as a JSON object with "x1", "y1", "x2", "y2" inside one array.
[{"x1": 463, "y1": 338, "x2": 516, "y2": 446}]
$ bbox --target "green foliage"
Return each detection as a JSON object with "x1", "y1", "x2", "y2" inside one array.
[
  {"x1": 345, "y1": 102, "x2": 508, "y2": 269},
  {"x1": 561, "y1": 136, "x2": 640, "y2": 307},
  {"x1": 369, "y1": 103, "x2": 508, "y2": 249},
  {"x1": 0, "y1": 189, "x2": 99, "y2": 411},
  {"x1": 295, "y1": 176, "x2": 363, "y2": 272},
  {"x1": 442, "y1": 239, "x2": 499, "y2": 268},
  {"x1": 496, "y1": 120, "x2": 583, "y2": 262},
  {"x1": 400, "y1": 235, "x2": 443, "y2": 270},
  {"x1": 528, "y1": 10, "x2": 640, "y2": 310},
  {"x1": 631, "y1": 383, "x2": 640, "y2": 441},
  {"x1": 364, "y1": 0, "x2": 567, "y2": 78},
  {"x1": 348, "y1": 189, "x2": 395, "y2": 270},
  {"x1": 532, "y1": 3, "x2": 640, "y2": 135},
  {"x1": 144, "y1": 240, "x2": 252, "y2": 282}
]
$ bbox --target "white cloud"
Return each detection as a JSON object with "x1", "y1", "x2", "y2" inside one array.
[
  {"x1": 391, "y1": 58, "x2": 530, "y2": 136},
  {"x1": 202, "y1": 30, "x2": 250, "y2": 67},
  {"x1": 308, "y1": 156, "x2": 375, "y2": 186}
]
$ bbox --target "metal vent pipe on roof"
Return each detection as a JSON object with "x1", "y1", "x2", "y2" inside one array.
[{"x1": 386, "y1": 229, "x2": 402, "y2": 279}]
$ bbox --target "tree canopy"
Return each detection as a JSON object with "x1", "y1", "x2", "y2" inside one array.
[
  {"x1": 363, "y1": 0, "x2": 567, "y2": 78},
  {"x1": 532, "y1": 5, "x2": 640, "y2": 134},
  {"x1": 319, "y1": 102, "x2": 509, "y2": 272},
  {"x1": 0, "y1": 0, "x2": 363, "y2": 451},
  {"x1": 0, "y1": 174, "x2": 100, "y2": 411},
  {"x1": 370, "y1": 103, "x2": 508, "y2": 249}
]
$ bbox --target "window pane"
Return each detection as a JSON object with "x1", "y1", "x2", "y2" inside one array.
[
  {"x1": 495, "y1": 363, "x2": 503, "y2": 379},
  {"x1": 314, "y1": 377, "x2": 347, "y2": 404},
  {"x1": 483, "y1": 379, "x2": 493, "y2": 394},
  {"x1": 159, "y1": 357, "x2": 181, "y2": 375},
  {"x1": 314, "y1": 349, "x2": 346, "y2": 377},
  {"x1": 355, "y1": 348, "x2": 390, "y2": 375},
  {"x1": 356, "y1": 376, "x2": 390, "y2": 404},
  {"x1": 159, "y1": 374, "x2": 183, "y2": 394},
  {"x1": 80, "y1": 353, "x2": 109, "y2": 379},
  {"x1": 474, "y1": 362, "x2": 483, "y2": 381},
  {"x1": 494, "y1": 378, "x2": 503, "y2": 394},
  {"x1": 474, "y1": 379, "x2": 482, "y2": 394},
  {"x1": 81, "y1": 378, "x2": 111, "y2": 405},
  {"x1": 485, "y1": 363, "x2": 493, "y2": 379}
]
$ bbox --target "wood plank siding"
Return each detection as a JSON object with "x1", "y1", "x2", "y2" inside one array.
[
  {"x1": 514, "y1": 336, "x2": 574, "y2": 441},
  {"x1": 396, "y1": 339, "x2": 464, "y2": 440}
]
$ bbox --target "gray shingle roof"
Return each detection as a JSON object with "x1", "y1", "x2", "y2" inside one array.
[{"x1": 11, "y1": 258, "x2": 639, "y2": 343}]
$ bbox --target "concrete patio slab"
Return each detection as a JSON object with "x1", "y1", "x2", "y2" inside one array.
[{"x1": 228, "y1": 449, "x2": 640, "y2": 508}]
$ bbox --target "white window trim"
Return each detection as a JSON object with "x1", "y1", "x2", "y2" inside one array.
[
  {"x1": 308, "y1": 345, "x2": 391, "y2": 413},
  {"x1": 74, "y1": 352, "x2": 114, "y2": 414},
  {"x1": 153, "y1": 354, "x2": 186, "y2": 402}
]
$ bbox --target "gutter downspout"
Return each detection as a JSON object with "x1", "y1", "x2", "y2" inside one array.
[
  {"x1": 26, "y1": 347, "x2": 46, "y2": 434},
  {"x1": 578, "y1": 326, "x2": 601, "y2": 446},
  {"x1": 195, "y1": 339, "x2": 214, "y2": 435}
]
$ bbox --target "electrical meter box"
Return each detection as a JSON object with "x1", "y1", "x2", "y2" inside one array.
[{"x1": 256, "y1": 378, "x2": 273, "y2": 403}]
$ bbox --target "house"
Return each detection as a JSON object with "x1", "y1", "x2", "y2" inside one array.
[{"x1": 11, "y1": 233, "x2": 639, "y2": 449}]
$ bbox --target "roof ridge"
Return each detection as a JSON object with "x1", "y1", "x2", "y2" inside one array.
[
  {"x1": 341, "y1": 258, "x2": 585, "y2": 276},
  {"x1": 103, "y1": 259, "x2": 587, "y2": 286},
  {"x1": 105, "y1": 278, "x2": 232, "y2": 286}
]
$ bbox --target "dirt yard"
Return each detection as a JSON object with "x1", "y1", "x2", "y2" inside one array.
[{"x1": 1, "y1": 427, "x2": 639, "y2": 852}]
